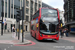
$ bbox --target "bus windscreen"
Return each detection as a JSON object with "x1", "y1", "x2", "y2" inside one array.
[
  {"x1": 40, "y1": 9, "x2": 59, "y2": 34},
  {"x1": 41, "y1": 9, "x2": 57, "y2": 17}
]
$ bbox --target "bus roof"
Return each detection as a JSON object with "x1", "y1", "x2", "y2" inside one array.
[{"x1": 40, "y1": 7, "x2": 58, "y2": 10}]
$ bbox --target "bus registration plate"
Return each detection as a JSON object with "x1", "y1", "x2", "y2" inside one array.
[{"x1": 47, "y1": 39, "x2": 52, "y2": 40}]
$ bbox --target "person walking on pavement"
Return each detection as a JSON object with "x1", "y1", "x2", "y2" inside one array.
[
  {"x1": 60, "y1": 28, "x2": 64, "y2": 38},
  {"x1": 65, "y1": 28, "x2": 69, "y2": 37},
  {"x1": 12, "y1": 26, "x2": 16, "y2": 38}
]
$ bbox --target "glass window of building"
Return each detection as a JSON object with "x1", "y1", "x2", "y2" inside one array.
[
  {"x1": 26, "y1": 0, "x2": 29, "y2": 7},
  {"x1": 1, "y1": 12, "x2": 4, "y2": 17},
  {"x1": 14, "y1": 15, "x2": 16, "y2": 19},
  {"x1": 1, "y1": 1, "x2": 4, "y2": 6},
  {"x1": 11, "y1": 14, "x2": 13, "y2": 18},
  {"x1": 26, "y1": 8, "x2": 29, "y2": 14},
  {"x1": 35, "y1": 3, "x2": 37, "y2": 12},
  {"x1": 38, "y1": 1, "x2": 41, "y2": 4},
  {"x1": 14, "y1": 5, "x2": 16, "y2": 9},
  {"x1": 39, "y1": 4, "x2": 41, "y2": 8},
  {"x1": 35, "y1": 0, "x2": 37, "y2": 3},
  {"x1": 26, "y1": 16, "x2": 29, "y2": 21},
  {"x1": 31, "y1": 1, "x2": 33, "y2": 14},
  {"x1": 5, "y1": 2, "x2": 7, "y2": 6},
  {"x1": 16, "y1": 6, "x2": 19, "y2": 10},
  {"x1": 11, "y1": 4, "x2": 13, "y2": 8},
  {"x1": 5, "y1": 13, "x2": 7, "y2": 18}
]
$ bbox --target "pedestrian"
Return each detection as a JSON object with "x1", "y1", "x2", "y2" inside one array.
[
  {"x1": 60, "y1": 27, "x2": 62, "y2": 35},
  {"x1": 66, "y1": 28, "x2": 69, "y2": 37},
  {"x1": 60, "y1": 28, "x2": 64, "y2": 38},
  {"x1": 7, "y1": 27, "x2": 10, "y2": 32},
  {"x1": 12, "y1": 26, "x2": 16, "y2": 38}
]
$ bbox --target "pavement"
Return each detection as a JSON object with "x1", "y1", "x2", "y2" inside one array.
[
  {"x1": 59, "y1": 33, "x2": 75, "y2": 43},
  {"x1": 0, "y1": 32, "x2": 32, "y2": 45}
]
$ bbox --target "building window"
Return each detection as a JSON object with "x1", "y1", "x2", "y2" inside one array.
[
  {"x1": 20, "y1": 25, "x2": 22, "y2": 29},
  {"x1": 30, "y1": 14, "x2": 33, "y2": 21},
  {"x1": 5, "y1": 13, "x2": 7, "y2": 18},
  {"x1": 11, "y1": 14, "x2": 13, "y2": 18},
  {"x1": 5, "y1": 2, "x2": 7, "y2": 7},
  {"x1": 1, "y1": 1, "x2": 4, "y2": 6},
  {"x1": 16, "y1": 6, "x2": 20, "y2": 10},
  {"x1": 14, "y1": 5, "x2": 16, "y2": 9},
  {"x1": 1, "y1": 12, "x2": 4, "y2": 17},
  {"x1": 26, "y1": 8, "x2": 29, "y2": 14},
  {"x1": 11, "y1": 4, "x2": 13, "y2": 8},
  {"x1": 35, "y1": 3, "x2": 37, "y2": 12},
  {"x1": 39, "y1": 4, "x2": 41, "y2": 8},
  {"x1": 13, "y1": 5, "x2": 20, "y2": 9},
  {"x1": 35, "y1": 0, "x2": 37, "y2": 3},
  {"x1": 26, "y1": 0, "x2": 29, "y2": 7},
  {"x1": 38, "y1": 1, "x2": 41, "y2": 4},
  {"x1": 26, "y1": 16, "x2": 29, "y2": 21},
  {"x1": 31, "y1": 1, "x2": 33, "y2": 14},
  {"x1": 14, "y1": 15, "x2": 16, "y2": 19}
]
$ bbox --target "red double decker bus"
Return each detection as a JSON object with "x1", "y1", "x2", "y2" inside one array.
[{"x1": 30, "y1": 7, "x2": 60, "y2": 41}]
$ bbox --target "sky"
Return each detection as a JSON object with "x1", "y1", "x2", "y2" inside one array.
[{"x1": 42, "y1": 0, "x2": 64, "y2": 11}]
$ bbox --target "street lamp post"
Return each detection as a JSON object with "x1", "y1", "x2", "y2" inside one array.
[
  {"x1": 1, "y1": 0, "x2": 3, "y2": 35},
  {"x1": 21, "y1": 0, "x2": 25, "y2": 42},
  {"x1": 22, "y1": 7, "x2": 24, "y2": 42}
]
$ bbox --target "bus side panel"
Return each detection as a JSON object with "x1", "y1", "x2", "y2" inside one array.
[
  {"x1": 31, "y1": 30, "x2": 35, "y2": 37},
  {"x1": 35, "y1": 22, "x2": 39, "y2": 40}
]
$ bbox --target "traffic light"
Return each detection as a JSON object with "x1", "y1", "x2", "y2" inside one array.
[{"x1": 16, "y1": 10, "x2": 21, "y2": 22}]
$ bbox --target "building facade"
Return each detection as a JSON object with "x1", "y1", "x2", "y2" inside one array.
[
  {"x1": 0, "y1": 0, "x2": 42, "y2": 33},
  {"x1": 24, "y1": 0, "x2": 42, "y2": 32},
  {"x1": 42, "y1": 2, "x2": 53, "y2": 8},
  {"x1": 59, "y1": 11, "x2": 65, "y2": 26},
  {"x1": 64, "y1": 0, "x2": 75, "y2": 33},
  {"x1": 0, "y1": 0, "x2": 21, "y2": 32}
]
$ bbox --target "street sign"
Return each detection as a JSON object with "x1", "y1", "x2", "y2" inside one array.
[{"x1": 5, "y1": 19, "x2": 6, "y2": 21}]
